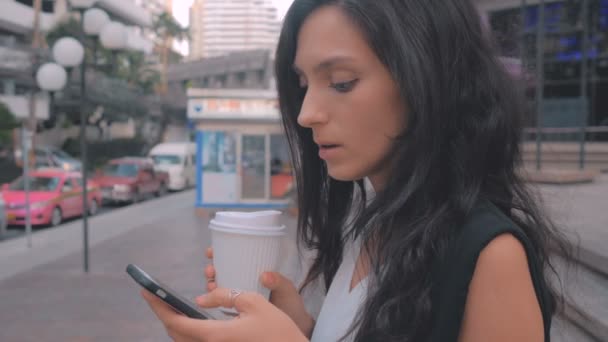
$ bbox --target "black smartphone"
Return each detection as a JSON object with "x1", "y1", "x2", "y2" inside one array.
[{"x1": 126, "y1": 263, "x2": 214, "y2": 320}]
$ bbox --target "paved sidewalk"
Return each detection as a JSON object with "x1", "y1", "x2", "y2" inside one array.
[
  {"x1": 0, "y1": 190, "x2": 302, "y2": 342},
  {"x1": 0, "y1": 180, "x2": 605, "y2": 341},
  {"x1": 537, "y1": 173, "x2": 608, "y2": 268}
]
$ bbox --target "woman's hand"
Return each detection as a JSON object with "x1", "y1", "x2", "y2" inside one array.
[
  {"x1": 205, "y1": 247, "x2": 315, "y2": 337},
  {"x1": 141, "y1": 287, "x2": 308, "y2": 342}
]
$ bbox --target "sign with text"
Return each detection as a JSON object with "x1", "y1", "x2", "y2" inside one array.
[{"x1": 188, "y1": 98, "x2": 279, "y2": 120}]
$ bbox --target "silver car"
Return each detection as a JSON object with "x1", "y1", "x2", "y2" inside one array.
[{"x1": 34, "y1": 146, "x2": 82, "y2": 171}]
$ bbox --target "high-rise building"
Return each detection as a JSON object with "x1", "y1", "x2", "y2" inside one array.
[{"x1": 189, "y1": 0, "x2": 281, "y2": 60}]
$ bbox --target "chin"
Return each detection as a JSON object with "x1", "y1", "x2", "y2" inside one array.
[{"x1": 326, "y1": 165, "x2": 365, "y2": 182}]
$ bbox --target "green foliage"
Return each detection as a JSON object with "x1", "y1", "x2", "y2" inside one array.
[
  {"x1": 62, "y1": 137, "x2": 147, "y2": 171},
  {"x1": 45, "y1": 18, "x2": 160, "y2": 128},
  {"x1": 45, "y1": 18, "x2": 87, "y2": 49},
  {"x1": 47, "y1": 19, "x2": 162, "y2": 94},
  {"x1": 116, "y1": 50, "x2": 162, "y2": 94},
  {"x1": 0, "y1": 102, "x2": 18, "y2": 145},
  {"x1": 153, "y1": 12, "x2": 189, "y2": 43}
]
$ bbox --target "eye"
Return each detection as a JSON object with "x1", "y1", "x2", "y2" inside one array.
[{"x1": 330, "y1": 79, "x2": 358, "y2": 93}]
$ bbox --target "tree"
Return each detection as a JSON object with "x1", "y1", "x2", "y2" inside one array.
[
  {"x1": 153, "y1": 11, "x2": 189, "y2": 94},
  {"x1": 152, "y1": 12, "x2": 189, "y2": 143},
  {"x1": 116, "y1": 50, "x2": 162, "y2": 95},
  {"x1": 0, "y1": 102, "x2": 19, "y2": 146},
  {"x1": 44, "y1": 18, "x2": 160, "y2": 139}
]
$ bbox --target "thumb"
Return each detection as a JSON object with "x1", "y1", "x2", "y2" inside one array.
[{"x1": 261, "y1": 272, "x2": 297, "y2": 295}]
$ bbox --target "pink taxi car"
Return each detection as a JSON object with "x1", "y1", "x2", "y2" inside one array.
[{"x1": 1, "y1": 169, "x2": 101, "y2": 227}]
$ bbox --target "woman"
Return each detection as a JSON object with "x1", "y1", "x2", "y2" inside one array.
[{"x1": 142, "y1": 0, "x2": 570, "y2": 341}]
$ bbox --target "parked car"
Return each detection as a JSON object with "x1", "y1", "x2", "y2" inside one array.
[
  {"x1": 148, "y1": 142, "x2": 196, "y2": 191},
  {"x1": 93, "y1": 157, "x2": 169, "y2": 204},
  {"x1": 1, "y1": 169, "x2": 101, "y2": 227},
  {"x1": 34, "y1": 146, "x2": 82, "y2": 171}
]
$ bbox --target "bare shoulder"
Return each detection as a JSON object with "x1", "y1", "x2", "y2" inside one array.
[{"x1": 458, "y1": 233, "x2": 545, "y2": 342}]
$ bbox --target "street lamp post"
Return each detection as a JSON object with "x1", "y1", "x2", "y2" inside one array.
[
  {"x1": 30, "y1": 0, "x2": 128, "y2": 272},
  {"x1": 49, "y1": 0, "x2": 125, "y2": 272},
  {"x1": 52, "y1": 35, "x2": 88, "y2": 270}
]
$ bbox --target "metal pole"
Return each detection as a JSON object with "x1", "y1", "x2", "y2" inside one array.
[
  {"x1": 22, "y1": 0, "x2": 41, "y2": 248},
  {"x1": 78, "y1": 9, "x2": 89, "y2": 273},
  {"x1": 521, "y1": 0, "x2": 528, "y2": 63},
  {"x1": 520, "y1": 0, "x2": 528, "y2": 133},
  {"x1": 535, "y1": 0, "x2": 546, "y2": 170},
  {"x1": 579, "y1": 0, "x2": 589, "y2": 169},
  {"x1": 22, "y1": 124, "x2": 32, "y2": 248}
]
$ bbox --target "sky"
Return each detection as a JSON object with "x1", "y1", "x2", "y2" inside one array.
[{"x1": 171, "y1": 0, "x2": 293, "y2": 55}]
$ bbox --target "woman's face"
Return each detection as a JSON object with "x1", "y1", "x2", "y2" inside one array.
[{"x1": 294, "y1": 5, "x2": 407, "y2": 190}]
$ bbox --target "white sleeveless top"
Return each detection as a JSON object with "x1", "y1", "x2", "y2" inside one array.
[{"x1": 310, "y1": 238, "x2": 368, "y2": 342}]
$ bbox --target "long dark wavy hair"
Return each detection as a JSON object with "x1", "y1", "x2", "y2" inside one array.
[{"x1": 275, "y1": 0, "x2": 571, "y2": 341}]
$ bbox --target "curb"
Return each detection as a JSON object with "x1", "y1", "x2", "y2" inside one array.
[{"x1": 521, "y1": 169, "x2": 599, "y2": 184}]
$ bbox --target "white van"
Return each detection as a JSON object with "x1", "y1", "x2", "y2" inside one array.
[{"x1": 148, "y1": 142, "x2": 196, "y2": 191}]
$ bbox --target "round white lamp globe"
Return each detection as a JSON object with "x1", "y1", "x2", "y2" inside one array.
[
  {"x1": 36, "y1": 63, "x2": 68, "y2": 92},
  {"x1": 52, "y1": 37, "x2": 85, "y2": 68},
  {"x1": 100, "y1": 22, "x2": 128, "y2": 50},
  {"x1": 83, "y1": 8, "x2": 110, "y2": 36}
]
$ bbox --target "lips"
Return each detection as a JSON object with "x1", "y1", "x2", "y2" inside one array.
[{"x1": 317, "y1": 143, "x2": 342, "y2": 160}]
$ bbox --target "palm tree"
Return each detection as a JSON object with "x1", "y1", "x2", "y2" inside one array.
[
  {"x1": 118, "y1": 50, "x2": 162, "y2": 95},
  {"x1": 153, "y1": 11, "x2": 189, "y2": 95},
  {"x1": 152, "y1": 12, "x2": 189, "y2": 143}
]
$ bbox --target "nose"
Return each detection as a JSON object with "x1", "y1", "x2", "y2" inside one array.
[{"x1": 297, "y1": 88, "x2": 328, "y2": 128}]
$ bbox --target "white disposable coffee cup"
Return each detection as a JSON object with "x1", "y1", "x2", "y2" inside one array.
[{"x1": 209, "y1": 210, "x2": 286, "y2": 312}]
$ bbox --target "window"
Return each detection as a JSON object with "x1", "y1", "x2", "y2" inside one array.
[
  {"x1": 10, "y1": 176, "x2": 61, "y2": 192},
  {"x1": 103, "y1": 163, "x2": 139, "y2": 177},
  {"x1": 72, "y1": 177, "x2": 84, "y2": 188},
  {"x1": 270, "y1": 135, "x2": 292, "y2": 199},
  {"x1": 62, "y1": 179, "x2": 73, "y2": 192},
  {"x1": 151, "y1": 155, "x2": 182, "y2": 165}
]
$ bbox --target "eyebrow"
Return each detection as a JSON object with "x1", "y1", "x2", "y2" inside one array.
[{"x1": 293, "y1": 56, "x2": 357, "y2": 75}]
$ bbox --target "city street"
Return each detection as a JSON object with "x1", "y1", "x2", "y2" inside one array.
[
  {"x1": 0, "y1": 179, "x2": 606, "y2": 341},
  {"x1": 2, "y1": 0, "x2": 606, "y2": 340}
]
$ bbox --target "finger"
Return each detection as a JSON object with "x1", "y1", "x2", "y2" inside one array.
[
  {"x1": 196, "y1": 288, "x2": 263, "y2": 313},
  {"x1": 261, "y1": 272, "x2": 297, "y2": 294},
  {"x1": 205, "y1": 264, "x2": 216, "y2": 279},
  {"x1": 206, "y1": 247, "x2": 213, "y2": 259},
  {"x1": 207, "y1": 281, "x2": 217, "y2": 292},
  {"x1": 141, "y1": 289, "x2": 184, "y2": 324},
  {"x1": 142, "y1": 290, "x2": 226, "y2": 341}
]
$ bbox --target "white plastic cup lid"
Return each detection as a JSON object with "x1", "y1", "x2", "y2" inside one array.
[{"x1": 213, "y1": 210, "x2": 282, "y2": 228}]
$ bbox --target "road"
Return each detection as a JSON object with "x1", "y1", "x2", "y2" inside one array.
[{"x1": 0, "y1": 191, "x2": 186, "y2": 242}]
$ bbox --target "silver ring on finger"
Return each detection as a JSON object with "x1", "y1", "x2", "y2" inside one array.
[{"x1": 228, "y1": 288, "x2": 242, "y2": 308}]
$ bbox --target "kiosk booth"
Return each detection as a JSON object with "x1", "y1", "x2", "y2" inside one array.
[{"x1": 188, "y1": 88, "x2": 293, "y2": 209}]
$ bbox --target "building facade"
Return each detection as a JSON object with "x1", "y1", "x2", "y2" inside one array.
[
  {"x1": 0, "y1": 0, "x2": 154, "y2": 123},
  {"x1": 189, "y1": 0, "x2": 280, "y2": 60},
  {"x1": 477, "y1": 0, "x2": 608, "y2": 130}
]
